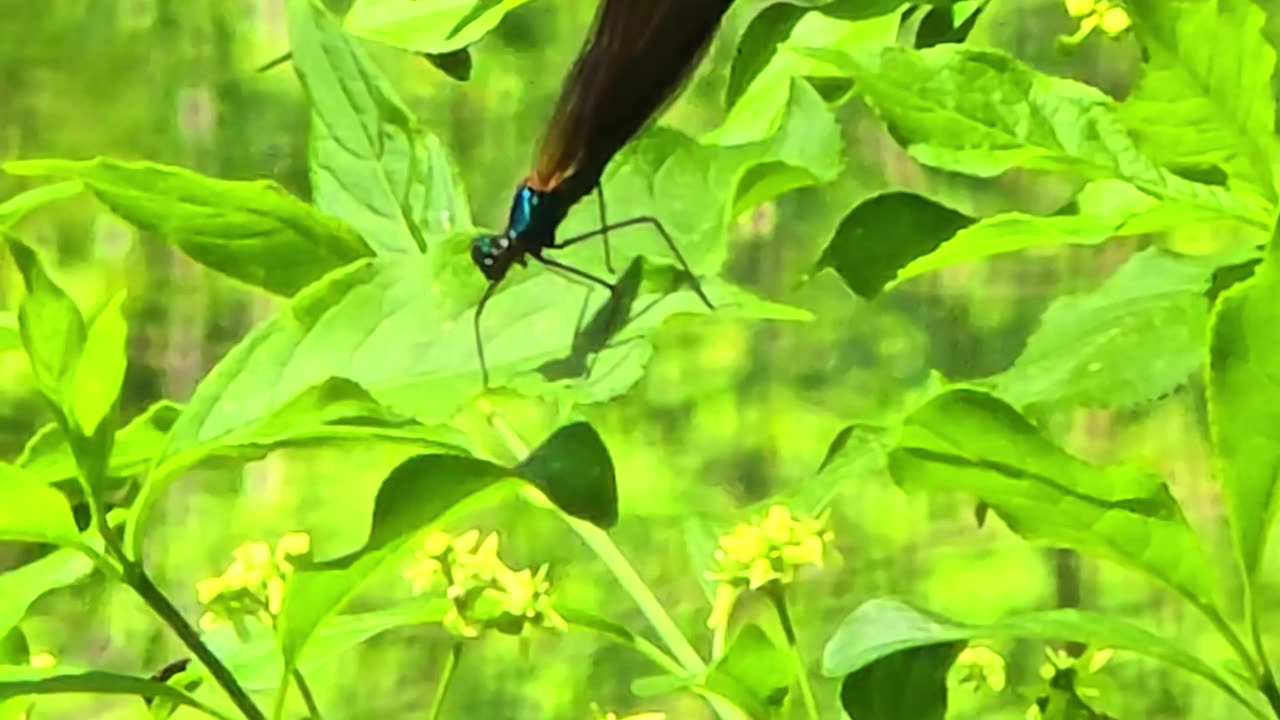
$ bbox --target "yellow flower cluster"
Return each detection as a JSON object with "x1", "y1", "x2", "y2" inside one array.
[
  {"x1": 705, "y1": 505, "x2": 832, "y2": 631},
  {"x1": 1063, "y1": 0, "x2": 1133, "y2": 41},
  {"x1": 195, "y1": 532, "x2": 311, "y2": 633},
  {"x1": 403, "y1": 529, "x2": 566, "y2": 639},
  {"x1": 950, "y1": 646, "x2": 1007, "y2": 693}
]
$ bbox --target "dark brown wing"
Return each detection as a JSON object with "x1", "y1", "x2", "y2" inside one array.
[{"x1": 528, "y1": 0, "x2": 734, "y2": 198}]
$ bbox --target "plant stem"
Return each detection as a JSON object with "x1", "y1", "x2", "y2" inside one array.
[
  {"x1": 767, "y1": 585, "x2": 820, "y2": 720},
  {"x1": 1249, "y1": 592, "x2": 1280, "y2": 718},
  {"x1": 127, "y1": 564, "x2": 267, "y2": 720},
  {"x1": 428, "y1": 643, "x2": 462, "y2": 720},
  {"x1": 293, "y1": 669, "x2": 323, "y2": 719}
]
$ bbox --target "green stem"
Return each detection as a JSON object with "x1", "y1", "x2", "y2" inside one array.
[
  {"x1": 428, "y1": 643, "x2": 462, "y2": 720},
  {"x1": 61, "y1": 414, "x2": 264, "y2": 720},
  {"x1": 767, "y1": 585, "x2": 819, "y2": 720},
  {"x1": 128, "y1": 565, "x2": 267, "y2": 720},
  {"x1": 293, "y1": 669, "x2": 323, "y2": 719},
  {"x1": 1248, "y1": 591, "x2": 1280, "y2": 718}
]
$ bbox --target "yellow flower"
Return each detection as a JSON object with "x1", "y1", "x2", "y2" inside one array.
[
  {"x1": 1099, "y1": 6, "x2": 1132, "y2": 35},
  {"x1": 1064, "y1": 0, "x2": 1095, "y2": 17},
  {"x1": 29, "y1": 653, "x2": 55, "y2": 669}
]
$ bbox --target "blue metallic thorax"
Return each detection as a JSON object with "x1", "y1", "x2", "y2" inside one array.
[{"x1": 470, "y1": 182, "x2": 569, "y2": 282}]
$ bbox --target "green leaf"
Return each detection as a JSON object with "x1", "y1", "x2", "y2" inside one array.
[
  {"x1": 1122, "y1": 0, "x2": 1277, "y2": 200},
  {"x1": 0, "y1": 629, "x2": 27, "y2": 667},
  {"x1": 290, "y1": 0, "x2": 442, "y2": 255},
  {"x1": 0, "y1": 464, "x2": 83, "y2": 548},
  {"x1": 68, "y1": 290, "x2": 127, "y2": 436},
  {"x1": 704, "y1": 624, "x2": 791, "y2": 719},
  {"x1": 146, "y1": 250, "x2": 800, "y2": 451},
  {"x1": 990, "y1": 248, "x2": 1223, "y2": 409},
  {"x1": 8, "y1": 239, "x2": 85, "y2": 408},
  {"x1": 0, "y1": 545, "x2": 97, "y2": 642},
  {"x1": 839, "y1": 642, "x2": 961, "y2": 720},
  {"x1": 796, "y1": 44, "x2": 1269, "y2": 228},
  {"x1": 276, "y1": 422, "x2": 617, "y2": 674},
  {"x1": 889, "y1": 389, "x2": 1220, "y2": 614},
  {"x1": 0, "y1": 182, "x2": 83, "y2": 231},
  {"x1": 0, "y1": 668, "x2": 233, "y2": 720},
  {"x1": 817, "y1": 192, "x2": 973, "y2": 299},
  {"x1": 344, "y1": 0, "x2": 533, "y2": 55},
  {"x1": 4, "y1": 158, "x2": 370, "y2": 297},
  {"x1": 127, "y1": 377, "x2": 469, "y2": 556},
  {"x1": 1208, "y1": 249, "x2": 1280, "y2": 580},
  {"x1": 824, "y1": 599, "x2": 1265, "y2": 718},
  {"x1": 18, "y1": 400, "x2": 180, "y2": 489}
]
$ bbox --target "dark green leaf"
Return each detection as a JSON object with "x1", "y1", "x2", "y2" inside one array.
[
  {"x1": 889, "y1": 389, "x2": 1219, "y2": 614},
  {"x1": 0, "y1": 629, "x2": 27, "y2": 667},
  {"x1": 4, "y1": 158, "x2": 370, "y2": 296},
  {"x1": 817, "y1": 192, "x2": 973, "y2": 299},
  {"x1": 0, "y1": 668, "x2": 232, "y2": 720},
  {"x1": 515, "y1": 422, "x2": 617, "y2": 528},
  {"x1": 8, "y1": 239, "x2": 85, "y2": 408},
  {"x1": 840, "y1": 642, "x2": 961, "y2": 720},
  {"x1": 423, "y1": 48, "x2": 472, "y2": 82},
  {"x1": 1208, "y1": 248, "x2": 1280, "y2": 580}
]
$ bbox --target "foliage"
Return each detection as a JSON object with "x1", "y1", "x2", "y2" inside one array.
[{"x1": 2, "y1": 0, "x2": 1280, "y2": 718}]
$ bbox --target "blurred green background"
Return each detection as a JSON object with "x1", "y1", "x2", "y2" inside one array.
[{"x1": 0, "y1": 0, "x2": 1268, "y2": 718}]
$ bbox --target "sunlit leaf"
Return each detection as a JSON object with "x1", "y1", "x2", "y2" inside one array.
[
  {"x1": 344, "y1": 0, "x2": 533, "y2": 55},
  {"x1": 794, "y1": 44, "x2": 1269, "y2": 228},
  {"x1": 0, "y1": 464, "x2": 83, "y2": 548},
  {"x1": 127, "y1": 377, "x2": 469, "y2": 556},
  {"x1": 68, "y1": 290, "x2": 127, "y2": 436},
  {"x1": 889, "y1": 389, "x2": 1220, "y2": 614},
  {"x1": 4, "y1": 158, "x2": 370, "y2": 297},
  {"x1": 703, "y1": 624, "x2": 791, "y2": 719},
  {"x1": 290, "y1": 0, "x2": 451, "y2": 255},
  {"x1": 1208, "y1": 246, "x2": 1280, "y2": 581},
  {"x1": 1122, "y1": 0, "x2": 1277, "y2": 200},
  {"x1": 822, "y1": 599, "x2": 1264, "y2": 718},
  {"x1": 990, "y1": 249, "x2": 1229, "y2": 409}
]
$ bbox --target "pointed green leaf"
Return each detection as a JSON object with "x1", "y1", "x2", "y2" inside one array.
[
  {"x1": 0, "y1": 465, "x2": 82, "y2": 548},
  {"x1": 344, "y1": 0, "x2": 533, "y2": 55},
  {"x1": 1122, "y1": 0, "x2": 1277, "y2": 199},
  {"x1": 889, "y1": 389, "x2": 1220, "y2": 614},
  {"x1": 68, "y1": 290, "x2": 128, "y2": 436},
  {"x1": 19, "y1": 401, "x2": 181, "y2": 489},
  {"x1": 1208, "y1": 248, "x2": 1280, "y2": 580},
  {"x1": 0, "y1": 668, "x2": 232, "y2": 720},
  {"x1": 8, "y1": 239, "x2": 85, "y2": 407},
  {"x1": 817, "y1": 192, "x2": 973, "y2": 299},
  {"x1": 0, "y1": 182, "x2": 83, "y2": 231},
  {"x1": 704, "y1": 624, "x2": 792, "y2": 719},
  {"x1": 822, "y1": 599, "x2": 1264, "y2": 718},
  {"x1": 990, "y1": 248, "x2": 1225, "y2": 409},
  {"x1": 796, "y1": 44, "x2": 1269, "y2": 228},
  {"x1": 4, "y1": 158, "x2": 370, "y2": 296}
]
